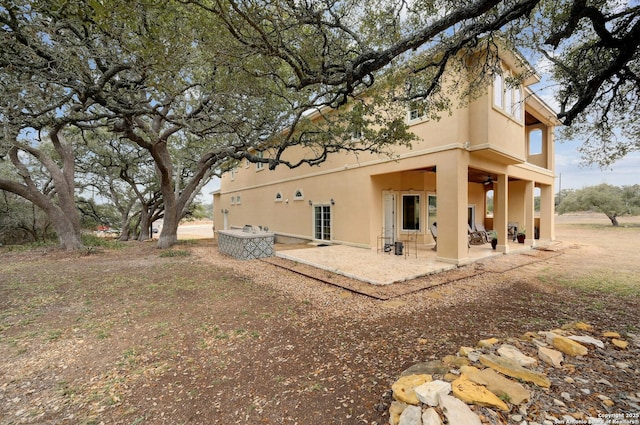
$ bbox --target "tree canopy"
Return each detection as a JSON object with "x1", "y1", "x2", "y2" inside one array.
[
  {"x1": 1, "y1": 0, "x2": 413, "y2": 248},
  {"x1": 187, "y1": 0, "x2": 640, "y2": 166},
  {"x1": 557, "y1": 183, "x2": 640, "y2": 226},
  {"x1": 2, "y1": 0, "x2": 639, "y2": 248}
]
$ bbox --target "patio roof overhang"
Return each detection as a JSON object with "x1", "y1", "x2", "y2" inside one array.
[{"x1": 468, "y1": 145, "x2": 524, "y2": 165}]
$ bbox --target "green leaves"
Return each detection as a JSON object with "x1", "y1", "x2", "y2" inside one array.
[{"x1": 557, "y1": 183, "x2": 640, "y2": 226}]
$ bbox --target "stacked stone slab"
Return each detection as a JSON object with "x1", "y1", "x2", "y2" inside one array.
[{"x1": 388, "y1": 322, "x2": 638, "y2": 425}]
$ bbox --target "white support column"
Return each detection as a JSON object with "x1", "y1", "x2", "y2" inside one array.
[
  {"x1": 524, "y1": 181, "x2": 535, "y2": 246},
  {"x1": 435, "y1": 149, "x2": 469, "y2": 264},
  {"x1": 539, "y1": 184, "x2": 555, "y2": 243},
  {"x1": 494, "y1": 174, "x2": 509, "y2": 253}
]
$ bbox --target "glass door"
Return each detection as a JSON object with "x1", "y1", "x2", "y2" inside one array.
[{"x1": 314, "y1": 205, "x2": 331, "y2": 241}]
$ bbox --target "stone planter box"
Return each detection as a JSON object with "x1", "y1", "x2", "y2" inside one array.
[{"x1": 217, "y1": 229, "x2": 274, "y2": 260}]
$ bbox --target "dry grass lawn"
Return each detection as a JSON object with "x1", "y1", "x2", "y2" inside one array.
[{"x1": 0, "y1": 212, "x2": 639, "y2": 424}]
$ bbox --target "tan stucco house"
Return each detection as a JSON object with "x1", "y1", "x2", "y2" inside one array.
[{"x1": 213, "y1": 49, "x2": 560, "y2": 265}]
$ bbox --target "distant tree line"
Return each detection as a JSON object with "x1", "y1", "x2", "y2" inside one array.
[{"x1": 557, "y1": 184, "x2": 640, "y2": 226}]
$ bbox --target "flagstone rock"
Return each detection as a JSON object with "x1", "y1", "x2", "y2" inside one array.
[
  {"x1": 401, "y1": 361, "x2": 448, "y2": 376},
  {"x1": 497, "y1": 344, "x2": 538, "y2": 367},
  {"x1": 398, "y1": 405, "x2": 422, "y2": 425},
  {"x1": 612, "y1": 339, "x2": 628, "y2": 349},
  {"x1": 568, "y1": 335, "x2": 604, "y2": 348},
  {"x1": 538, "y1": 346, "x2": 564, "y2": 368},
  {"x1": 439, "y1": 394, "x2": 482, "y2": 425},
  {"x1": 465, "y1": 367, "x2": 531, "y2": 405},
  {"x1": 389, "y1": 401, "x2": 409, "y2": 425},
  {"x1": 415, "y1": 380, "x2": 452, "y2": 406},
  {"x1": 459, "y1": 346, "x2": 476, "y2": 357},
  {"x1": 422, "y1": 407, "x2": 442, "y2": 425},
  {"x1": 442, "y1": 354, "x2": 469, "y2": 367},
  {"x1": 460, "y1": 365, "x2": 480, "y2": 376},
  {"x1": 392, "y1": 374, "x2": 433, "y2": 405},
  {"x1": 443, "y1": 373, "x2": 458, "y2": 382},
  {"x1": 479, "y1": 354, "x2": 551, "y2": 388},
  {"x1": 478, "y1": 337, "x2": 500, "y2": 348},
  {"x1": 451, "y1": 376, "x2": 509, "y2": 411},
  {"x1": 387, "y1": 324, "x2": 638, "y2": 425},
  {"x1": 573, "y1": 322, "x2": 593, "y2": 331},
  {"x1": 546, "y1": 333, "x2": 589, "y2": 357}
]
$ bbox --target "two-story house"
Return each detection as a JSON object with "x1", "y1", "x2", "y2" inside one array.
[{"x1": 213, "y1": 47, "x2": 559, "y2": 265}]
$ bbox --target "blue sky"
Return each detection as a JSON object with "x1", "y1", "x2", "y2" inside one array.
[
  {"x1": 554, "y1": 143, "x2": 640, "y2": 191},
  {"x1": 531, "y1": 59, "x2": 639, "y2": 191}
]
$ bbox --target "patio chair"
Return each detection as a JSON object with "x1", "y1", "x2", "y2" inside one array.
[
  {"x1": 475, "y1": 223, "x2": 491, "y2": 243},
  {"x1": 468, "y1": 224, "x2": 485, "y2": 245}
]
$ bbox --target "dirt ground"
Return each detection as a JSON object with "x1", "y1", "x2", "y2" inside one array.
[{"x1": 1, "y1": 213, "x2": 639, "y2": 424}]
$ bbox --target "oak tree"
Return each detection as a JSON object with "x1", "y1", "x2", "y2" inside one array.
[{"x1": 557, "y1": 184, "x2": 640, "y2": 226}]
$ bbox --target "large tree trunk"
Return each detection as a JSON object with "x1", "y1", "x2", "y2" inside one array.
[
  {"x1": 608, "y1": 214, "x2": 619, "y2": 227},
  {"x1": 138, "y1": 205, "x2": 151, "y2": 241},
  {"x1": 151, "y1": 142, "x2": 180, "y2": 249},
  {"x1": 0, "y1": 177, "x2": 85, "y2": 250},
  {"x1": 0, "y1": 131, "x2": 84, "y2": 250},
  {"x1": 157, "y1": 207, "x2": 179, "y2": 248},
  {"x1": 118, "y1": 210, "x2": 134, "y2": 241},
  {"x1": 47, "y1": 205, "x2": 84, "y2": 250}
]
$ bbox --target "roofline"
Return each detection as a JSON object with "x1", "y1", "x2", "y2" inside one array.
[{"x1": 525, "y1": 87, "x2": 562, "y2": 126}]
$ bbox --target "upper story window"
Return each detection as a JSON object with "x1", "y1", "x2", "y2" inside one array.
[
  {"x1": 493, "y1": 67, "x2": 523, "y2": 121},
  {"x1": 275, "y1": 192, "x2": 283, "y2": 202},
  {"x1": 294, "y1": 189, "x2": 304, "y2": 200},
  {"x1": 255, "y1": 151, "x2": 264, "y2": 171},
  {"x1": 529, "y1": 128, "x2": 543, "y2": 155},
  {"x1": 408, "y1": 99, "x2": 427, "y2": 122},
  {"x1": 230, "y1": 168, "x2": 237, "y2": 181}
]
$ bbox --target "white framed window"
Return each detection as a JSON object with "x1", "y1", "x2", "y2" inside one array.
[
  {"x1": 408, "y1": 99, "x2": 427, "y2": 122},
  {"x1": 230, "y1": 196, "x2": 235, "y2": 205},
  {"x1": 235, "y1": 195, "x2": 241, "y2": 205},
  {"x1": 529, "y1": 128, "x2": 543, "y2": 155},
  {"x1": 485, "y1": 190, "x2": 494, "y2": 218},
  {"x1": 293, "y1": 189, "x2": 304, "y2": 200},
  {"x1": 493, "y1": 73, "x2": 504, "y2": 109},
  {"x1": 493, "y1": 67, "x2": 522, "y2": 121},
  {"x1": 230, "y1": 168, "x2": 237, "y2": 181},
  {"x1": 512, "y1": 85, "x2": 522, "y2": 119},
  {"x1": 401, "y1": 194, "x2": 421, "y2": 231},
  {"x1": 256, "y1": 151, "x2": 264, "y2": 170},
  {"x1": 275, "y1": 192, "x2": 283, "y2": 202}
]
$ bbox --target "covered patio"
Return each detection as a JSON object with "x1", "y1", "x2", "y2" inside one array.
[{"x1": 274, "y1": 240, "x2": 533, "y2": 286}]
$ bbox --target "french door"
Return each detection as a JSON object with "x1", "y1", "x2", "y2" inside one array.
[
  {"x1": 314, "y1": 205, "x2": 331, "y2": 241},
  {"x1": 383, "y1": 192, "x2": 396, "y2": 243}
]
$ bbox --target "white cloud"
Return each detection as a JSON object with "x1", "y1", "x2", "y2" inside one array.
[{"x1": 556, "y1": 152, "x2": 640, "y2": 190}]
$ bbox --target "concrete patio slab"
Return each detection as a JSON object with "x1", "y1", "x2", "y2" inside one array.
[{"x1": 275, "y1": 243, "x2": 510, "y2": 285}]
